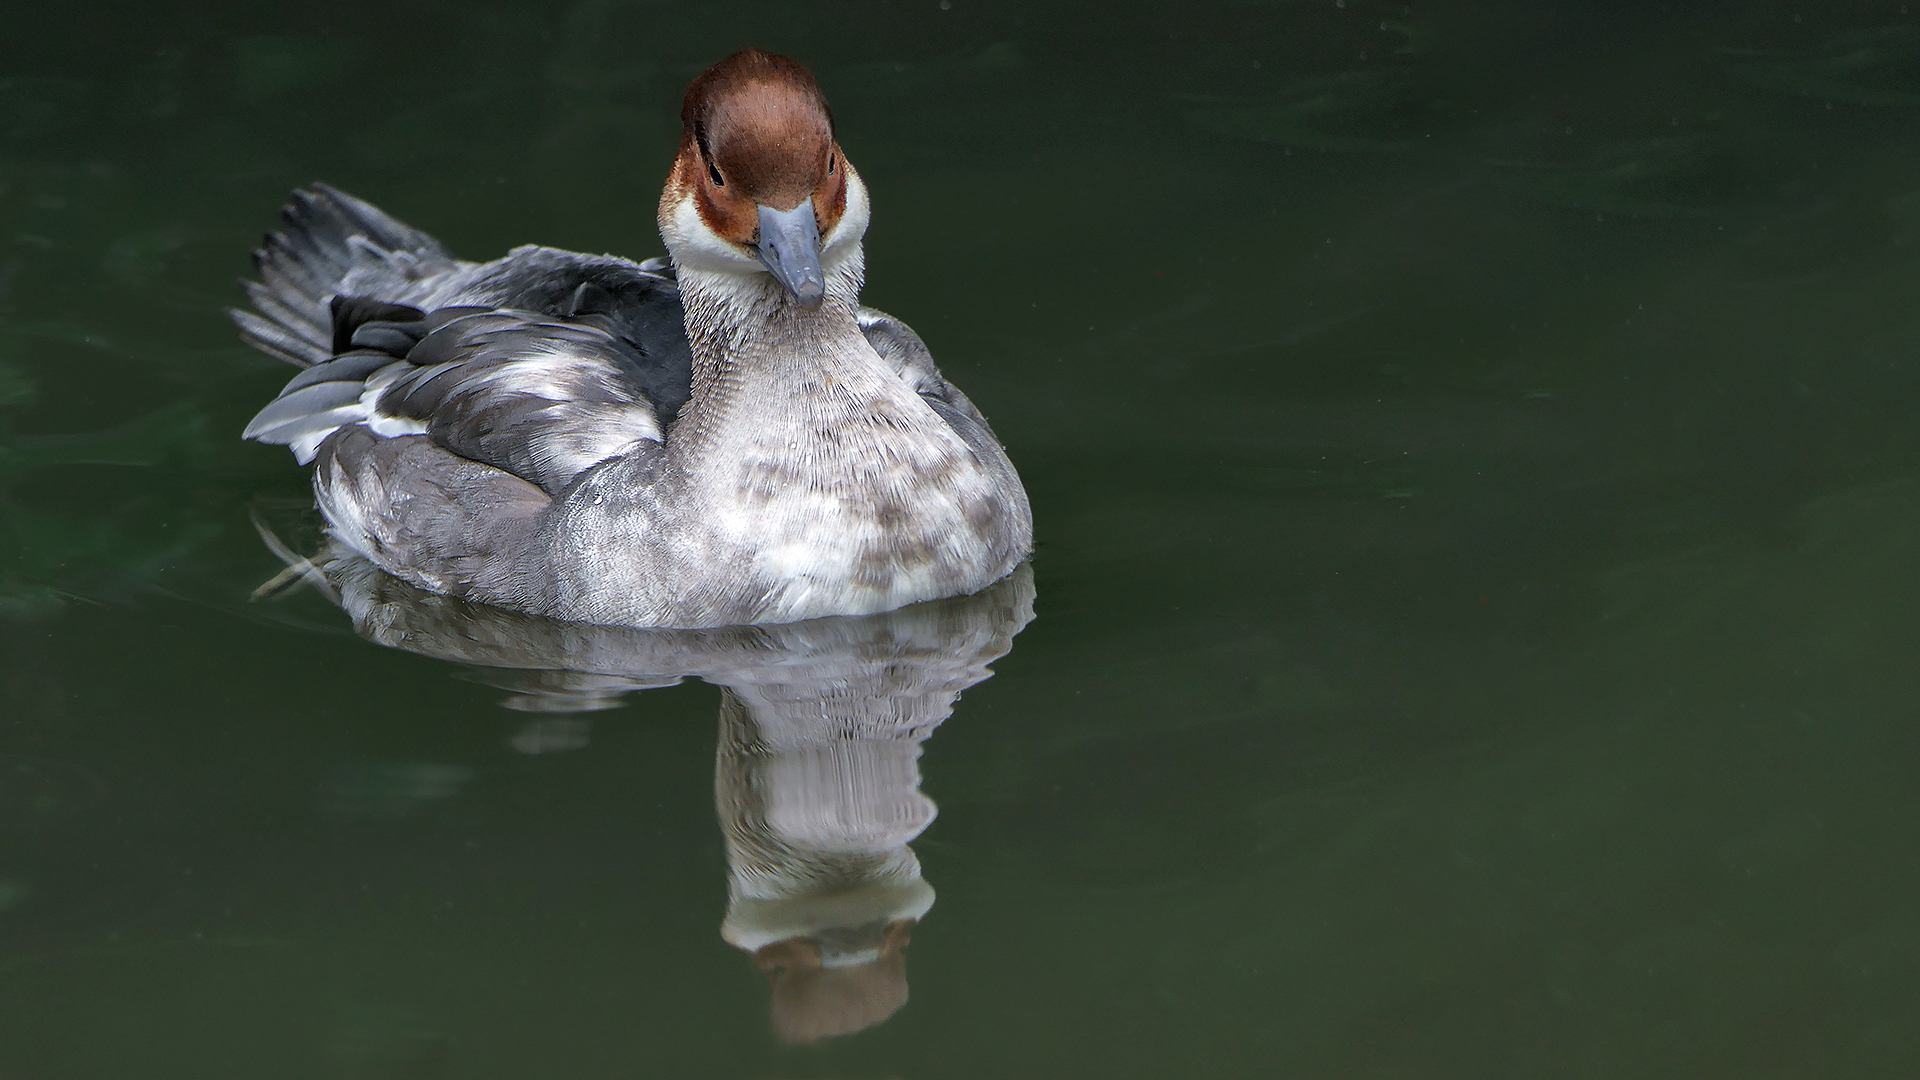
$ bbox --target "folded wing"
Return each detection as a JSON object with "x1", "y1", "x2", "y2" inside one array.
[{"x1": 245, "y1": 301, "x2": 676, "y2": 497}]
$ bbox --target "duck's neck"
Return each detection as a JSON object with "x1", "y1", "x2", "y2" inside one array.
[{"x1": 670, "y1": 258, "x2": 879, "y2": 455}]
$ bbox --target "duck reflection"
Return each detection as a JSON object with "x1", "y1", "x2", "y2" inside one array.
[{"x1": 317, "y1": 554, "x2": 1034, "y2": 1043}]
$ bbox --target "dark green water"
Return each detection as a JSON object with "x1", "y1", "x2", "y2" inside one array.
[{"x1": 6, "y1": 0, "x2": 1920, "y2": 1075}]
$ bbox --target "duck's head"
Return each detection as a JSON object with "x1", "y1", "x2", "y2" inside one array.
[{"x1": 659, "y1": 50, "x2": 867, "y2": 310}]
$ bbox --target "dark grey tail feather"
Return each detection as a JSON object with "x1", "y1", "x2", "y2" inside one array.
[
  {"x1": 230, "y1": 183, "x2": 460, "y2": 369},
  {"x1": 232, "y1": 309, "x2": 326, "y2": 367}
]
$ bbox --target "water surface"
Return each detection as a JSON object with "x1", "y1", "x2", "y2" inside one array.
[{"x1": 4, "y1": 1, "x2": 1920, "y2": 1076}]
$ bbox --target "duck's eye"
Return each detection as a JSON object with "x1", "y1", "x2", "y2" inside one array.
[
  {"x1": 695, "y1": 125, "x2": 725, "y2": 187},
  {"x1": 827, "y1": 153, "x2": 836, "y2": 175}
]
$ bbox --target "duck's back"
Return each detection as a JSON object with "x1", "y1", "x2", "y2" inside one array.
[
  {"x1": 234, "y1": 187, "x2": 701, "y2": 606},
  {"x1": 235, "y1": 185, "x2": 695, "y2": 417}
]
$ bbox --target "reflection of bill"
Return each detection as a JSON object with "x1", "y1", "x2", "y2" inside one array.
[{"x1": 317, "y1": 552, "x2": 1034, "y2": 1044}]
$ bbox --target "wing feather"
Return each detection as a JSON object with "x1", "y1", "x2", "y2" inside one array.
[
  {"x1": 279, "y1": 350, "x2": 398, "y2": 396},
  {"x1": 231, "y1": 309, "x2": 327, "y2": 368},
  {"x1": 371, "y1": 311, "x2": 667, "y2": 495},
  {"x1": 236, "y1": 185, "x2": 691, "y2": 509},
  {"x1": 242, "y1": 380, "x2": 368, "y2": 441}
]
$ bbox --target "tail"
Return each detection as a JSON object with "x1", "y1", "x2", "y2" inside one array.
[{"x1": 229, "y1": 184, "x2": 460, "y2": 368}]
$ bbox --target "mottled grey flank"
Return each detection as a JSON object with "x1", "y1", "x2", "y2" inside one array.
[{"x1": 234, "y1": 185, "x2": 1032, "y2": 627}]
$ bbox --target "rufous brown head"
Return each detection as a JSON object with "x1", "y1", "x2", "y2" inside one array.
[{"x1": 662, "y1": 50, "x2": 851, "y2": 308}]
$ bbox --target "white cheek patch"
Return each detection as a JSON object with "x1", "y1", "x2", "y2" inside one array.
[
  {"x1": 820, "y1": 167, "x2": 871, "y2": 267},
  {"x1": 663, "y1": 197, "x2": 761, "y2": 275}
]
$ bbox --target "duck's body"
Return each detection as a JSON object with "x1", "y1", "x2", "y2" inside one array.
[{"x1": 236, "y1": 52, "x2": 1030, "y2": 628}]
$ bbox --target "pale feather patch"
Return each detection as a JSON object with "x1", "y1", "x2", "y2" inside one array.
[
  {"x1": 437, "y1": 342, "x2": 665, "y2": 481},
  {"x1": 742, "y1": 480, "x2": 993, "y2": 621},
  {"x1": 465, "y1": 351, "x2": 589, "y2": 404},
  {"x1": 316, "y1": 453, "x2": 379, "y2": 561},
  {"x1": 288, "y1": 409, "x2": 365, "y2": 463},
  {"x1": 528, "y1": 404, "x2": 661, "y2": 479},
  {"x1": 360, "y1": 382, "x2": 430, "y2": 439}
]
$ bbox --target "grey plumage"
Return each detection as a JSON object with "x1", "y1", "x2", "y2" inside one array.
[
  {"x1": 233, "y1": 183, "x2": 1031, "y2": 628},
  {"x1": 374, "y1": 312, "x2": 669, "y2": 495}
]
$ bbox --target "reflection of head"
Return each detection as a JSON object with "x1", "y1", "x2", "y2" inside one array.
[{"x1": 755, "y1": 920, "x2": 914, "y2": 1045}]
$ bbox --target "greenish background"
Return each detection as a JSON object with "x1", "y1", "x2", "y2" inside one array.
[{"x1": 5, "y1": 0, "x2": 1920, "y2": 1075}]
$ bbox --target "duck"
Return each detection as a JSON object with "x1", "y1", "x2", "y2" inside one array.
[{"x1": 234, "y1": 49, "x2": 1031, "y2": 629}]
